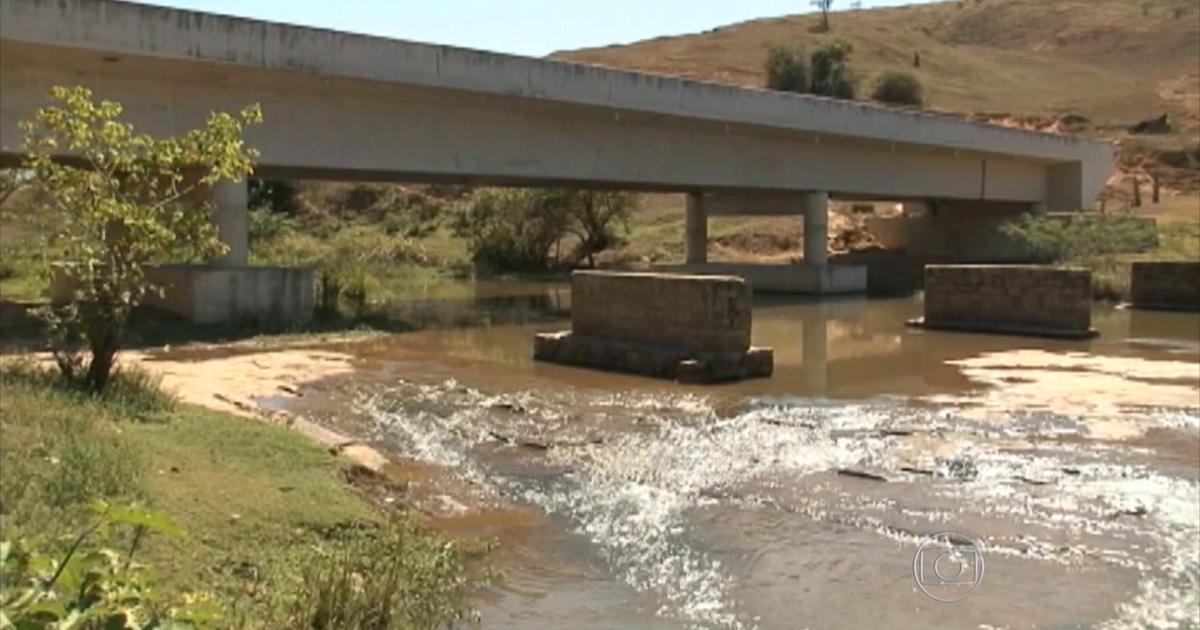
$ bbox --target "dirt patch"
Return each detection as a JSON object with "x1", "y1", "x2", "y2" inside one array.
[{"x1": 131, "y1": 347, "x2": 390, "y2": 472}]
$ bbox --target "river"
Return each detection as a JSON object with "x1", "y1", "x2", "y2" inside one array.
[{"x1": 284, "y1": 280, "x2": 1200, "y2": 629}]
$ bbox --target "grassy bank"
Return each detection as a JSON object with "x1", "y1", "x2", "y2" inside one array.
[{"x1": 0, "y1": 362, "x2": 481, "y2": 628}]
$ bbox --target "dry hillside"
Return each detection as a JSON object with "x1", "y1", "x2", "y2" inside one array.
[
  {"x1": 555, "y1": 0, "x2": 1199, "y2": 135},
  {"x1": 550, "y1": 0, "x2": 1200, "y2": 265}
]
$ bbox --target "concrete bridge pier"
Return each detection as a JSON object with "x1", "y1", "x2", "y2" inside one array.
[
  {"x1": 685, "y1": 192, "x2": 708, "y2": 265},
  {"x1": 137, "y1": 179, "x2": 315, "y2": 325},
  {"x1": 211, "y1": 180, "x2": 249, "y2": 267},
  {"x1": 801, "y1": 192, "x2": 828, "y2": 266}
]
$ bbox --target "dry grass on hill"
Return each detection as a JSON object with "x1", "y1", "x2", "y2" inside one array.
[
  {"x1": 555, "y1": 0, "x2": 1199, "y2": 263},
  {"x1": 555, "y1": 0, "x2": 1199, "y2": 133}
]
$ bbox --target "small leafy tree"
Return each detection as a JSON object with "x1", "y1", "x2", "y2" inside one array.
[
  {"x1": 871, "y1": 71, "x2": 925, "y2": 106},
  {"x1": 21, "y1": 86, "x2": 261, "y2": 391},
  {"x1": 809, "y1": 40, "x2": 856, "y2": 99},
  {"x1": 765, "y1": 46, "x2": 810, "y2": 92},
  {"x1": 451, "y1": 189, "x2": 633, "y2": 272},
  {"x1": 564, "y1": 191, "x2": 636, "y2": 267},
  {"x1": 451, "y1": 188, "x2": 573, "y2": 272}
]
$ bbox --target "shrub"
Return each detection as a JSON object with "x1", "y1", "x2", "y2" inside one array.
[
  {"x1": 249, "y1": 206, "x2": 300, "y2": 244},
  {"x1": 809, "y1": 40, "x2": 856, "y2": 99},
  {"x1": 451, "y1": 189, "x2": 573, "y2": 272},
  {"x1": 252, "y1": 223, "x2": 426, "y2": 316},
  {"x1": 763, "y1": 40, "x2": 855, "y2": 99},
  {"x1": 1, "y1": 502, "x2": 214, "y2": 628},
  {"x1": 275, "y1": 521, "x2": 474, "y2": 629},
  {"x1": 564, "y1": 191, "x2": 636, "y2": 267},
  {"x1": 1001, "y1": 215, "x2": 1159, "y2": 262},
  {"x1": 1001, "y1": 214, "x2": 1164, "y2": 301},
  {"x1": 765, "y1": 46, "x2": 809, "y2": 93},
  {"x1": 451, "y1": 189, "x2": 633, "y2": 272},
  {"x1": 871, "y1": 71, "x2": 925, "y2": 107}
]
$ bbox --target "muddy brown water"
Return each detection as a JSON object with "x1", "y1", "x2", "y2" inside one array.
[{"x1": 276, "y1": 281, "x2": 1199, "y2": 629}]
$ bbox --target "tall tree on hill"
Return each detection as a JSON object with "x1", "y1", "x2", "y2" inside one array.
[{"x1": 812, "y1": 0, "x2": 834, "y2": 32}]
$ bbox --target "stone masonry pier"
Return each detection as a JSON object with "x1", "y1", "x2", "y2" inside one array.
[
  {"x1": 909, "y1": 265, "x2": 1097, "y2": 339},
  {"x1": 534, "y1": 271, "x2": 773, "y2": 383},
  {"x1": 1129, "y1": 261, "x2": 1200, "y2": 312}
]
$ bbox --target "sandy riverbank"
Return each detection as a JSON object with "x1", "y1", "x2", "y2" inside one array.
[{"x1": 128, "y1": 345, "x2": 391, "y2": 472}]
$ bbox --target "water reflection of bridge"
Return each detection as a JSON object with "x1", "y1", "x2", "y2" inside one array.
[{"x1": 751, "y1": 297, "x2": 1200, "y2": 397}]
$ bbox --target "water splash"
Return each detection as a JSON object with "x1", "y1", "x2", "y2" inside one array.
[{"x1": 354, "y1": 379, "x2": 1199, "y2": 629}]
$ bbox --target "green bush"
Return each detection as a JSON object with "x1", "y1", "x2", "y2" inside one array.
[
  {"x1": 563, "y1": 191, "x2": 636, "y2": 267},
  {"x1": 765, "y1": 46, "x2": 809, "y2": 92},
  {"x1": 871, "y1": 71, "x2": 924, "y2": 106},
  {"x1": 1158, "y1": 220, "x2": 1200, "y2": 260},
  {"x1": 253, "y1": 223, "x2": 427, "y2": 316},
  {"x1": 451, "y1": 189, "x2": 633, "y2": 272},
  {"x1": 1001, "y1": 215, "x2": 1159, "y2": 262},
  {"x1": 1001, "y1": 214, "x2": 1165, "y2": 301},
  {"x1": 763, "y1": 40, "x2": 855, "y2": 99},
  {"x1": 0, "y1": 247, "x2": 48, "y2": 301},
  {"x1": 809, "y1": 40, "x2": 856, "y2": 99},
  {"x1": 272, "y1": 521, "x2": 474, "y2": 630},
  {"x1": 1, "y1": 502, "x2": 214, "y2": 628},
  {"x1": 248, "y1": 206, "x2": 300, "y2": 244},
  {"x1": 451, "y1": 189, "x2": 573, "y2": 272}
]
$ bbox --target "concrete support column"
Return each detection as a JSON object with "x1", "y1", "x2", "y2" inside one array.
[
  {"x1": 802, "y1": 192, "x2": 829, "y2": 266},
  {"x1": 685, "y1": 192, "x2": 708, "y2": 265},
  {"x1": 211, "y1": 180, "x2": 249, "y2": 267}
]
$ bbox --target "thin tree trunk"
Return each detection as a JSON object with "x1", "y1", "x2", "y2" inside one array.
[{"x1": 85, "y1": 313, "x2": 124, "y2": 392}]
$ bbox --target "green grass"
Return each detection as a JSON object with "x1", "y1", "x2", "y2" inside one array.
[
  {"x1": 0, "y1": 247, "x2": 47, "y2": 302},
  {"x1": 0, "y1": 361, "x2": 481, "y2": 628}
]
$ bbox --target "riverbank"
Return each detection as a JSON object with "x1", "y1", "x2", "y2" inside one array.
[{"x1": 0, "y1": 357, "x2": 483, "y2": 627}]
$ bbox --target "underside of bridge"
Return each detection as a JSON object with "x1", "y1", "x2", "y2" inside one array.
[
  {"x1": 658, "y1": 191, "x2": 868, "y2": 294},
  {"x1": 0, "y1": 0, "x2": 1113, "y2": 323}
]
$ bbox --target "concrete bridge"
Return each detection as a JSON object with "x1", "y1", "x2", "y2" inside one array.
[{"x1": 0, "y1": 0, "x2": 1114, "y2": 320}]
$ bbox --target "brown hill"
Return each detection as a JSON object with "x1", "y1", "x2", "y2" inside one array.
[{"x1": 554, "y1": 0, "x2": 1199, "y2": 134}]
